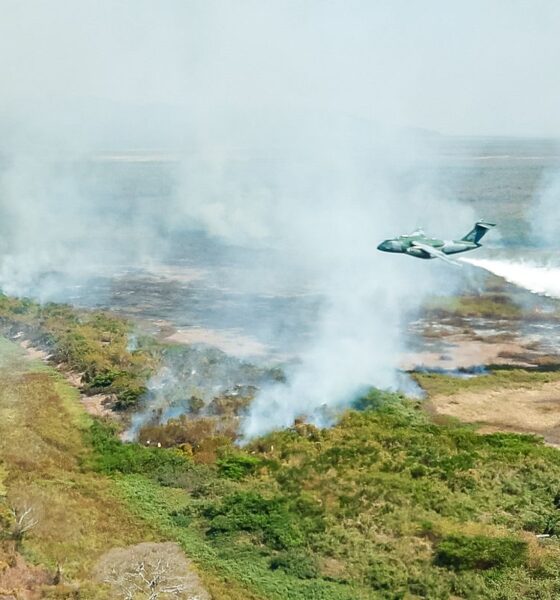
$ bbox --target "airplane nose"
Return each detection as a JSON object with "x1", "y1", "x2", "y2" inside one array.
[{"x1": 377, "y1": 241, "x2": 389, "y2": 251}]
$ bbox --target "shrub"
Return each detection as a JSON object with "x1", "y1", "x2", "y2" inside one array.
[
  {"x1": 89, "y1": 370, "x2": 121, "y2": 388},
  {"x1": 138, "y1": 416, "x2": 236, "y2": 449},
  {"x1": 434, "y1": 534, "x2": 528, "y2": 571},
  {"x1": 188, "y1": 395, "x2": 205, "y2": 414},
  {"x1": 366, "y1": 560, "x2": 407, "y2": 595},
  {"x1": 204, "y1": 491, "x2": 305, "y2": 550},
  {"x1": 522, "y1": 512, "x2": 560, "y2": 536},
  {"x1": 352, "y1": 388, "x2": 404, "y2": 412},
  {"x1": 86, "y1": 421, "x2": 191, "y2": 482},
  {"x1": 0, "y1": 295, "x2": 157, "y2": 413},
  {"x1": 270, "y1": 551, "x2": 319, "y2": 579},
  {"x1": 113, "y1": 386, "x2": 147, "y2": 411},
  {"x1": 169, "y1": 507, "x2": 193, "y2": 528},
  {"x1": 217, "y1": 453, "x2": 262, "y2": 480}
]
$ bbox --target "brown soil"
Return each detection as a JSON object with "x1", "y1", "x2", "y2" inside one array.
[
  {"x1": 80, "y1": 394, "x2": 115, "y2": 419},
  {"x1": 407, "y1": 320, "x2": 560, "y2": 446},
  {"x1": 426, "y1": 381, "x2": 560, "y2": 447},
  {"x1": 400, "y1": 336, "x2": 537, "y2": 371},
  {"x1": 0, "y1": 542, "x2": 51, "y2": 600}
]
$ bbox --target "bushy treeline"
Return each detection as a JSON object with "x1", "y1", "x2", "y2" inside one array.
[{"x1": 0, "y1": 294, "x2": 158, "y2": 409}]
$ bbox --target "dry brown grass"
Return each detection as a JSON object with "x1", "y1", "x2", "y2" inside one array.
[{"x1": 0, "y1": 338, "x2": 160, "y2": 597}]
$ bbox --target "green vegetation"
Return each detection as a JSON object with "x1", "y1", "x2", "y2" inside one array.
[
  {"x1": 270, "y1": 550, "x2": 319, "y2": 579},
  {"x1": 86, "y1": 420, "x2": 192, "y2": 481},
  {"x1": 85, "y1": 388, "x2": 560, "y2": 599},
  {"x1": 424, "y1": 293, "x2": 524, "y2": 320},
  {"x1": 434, "y1": 534, "x2": 528, "y2": 571},
  {"x1": 216, "y1": 453, "x2": 263, "y2": 480},
  {"x1": 6, "y1": 294, "x2": 560, "y2": 598},
  {"x1": 0, "y1": 294, "x2": 158, "y2": 409},
  {"x1": 415, "y1": 366, "x2": 560, "y2": 397}
]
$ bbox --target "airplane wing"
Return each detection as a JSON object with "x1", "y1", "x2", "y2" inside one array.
[
  {"x1": 411, "y1": 242, "x2": 462, "y2": 267},
  {"x1": 408, "y1": 228, "x2": 425, "y2": 236}
]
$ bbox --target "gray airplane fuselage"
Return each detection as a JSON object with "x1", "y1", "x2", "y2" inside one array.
[
  {"x1": 377, "y1": 235, "x2": 478, "y2": 258},
  {"x1": 377, "y1": 221, "x2": 495, "y2": 262}
]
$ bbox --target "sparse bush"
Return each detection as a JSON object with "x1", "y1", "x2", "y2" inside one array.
[
  {"x1": 112, "y1": 385, "x2": 147, "y2": 411},
  {"x1": 0, "y1": 296, "x2": 157, "y2": 412},
  {"x1": 138, "y1": 415, "x2": 236, "y2": 463},
  {"x1": 8, "y1": 501, "x2": 39, "y2": 546},
  {"x1": 139, "y1": 415, "x2": 235, "y2": 448},
  {"x1": 207, "y1": 393, "x2": 253, "y2": 416},
  {"x1": 89, "y1": 370, "x2": 121, "y2": 388},
  {"x1": 188, "y1": 395, "x2": 205, "y2": 414}
]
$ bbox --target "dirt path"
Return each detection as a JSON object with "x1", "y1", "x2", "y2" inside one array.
[
  {"x1": 427, "y1": 380, "x2": 560, "y2": 447},
  {"x1": 17, "y1": 339, "x2": 115, "y2": 419}
]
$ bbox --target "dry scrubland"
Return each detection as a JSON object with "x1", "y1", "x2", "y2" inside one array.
[
  {"x1": 0, "y1": 338, "x2": 159, "y2": 598},
  {"x1": 417, "y1": 288, "x2": 560, "y2": 447},
  {"x1": 3, "y1": 296, "x2": 560, "y2": 598}
]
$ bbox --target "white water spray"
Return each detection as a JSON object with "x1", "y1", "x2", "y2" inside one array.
[{"x1": 461, "y1": 257, "x2": 560, "y2": 299}]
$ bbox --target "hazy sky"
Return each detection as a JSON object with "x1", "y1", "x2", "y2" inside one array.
[{"x1": 1, "y1": 0, "x2": 559, "y2": 141}]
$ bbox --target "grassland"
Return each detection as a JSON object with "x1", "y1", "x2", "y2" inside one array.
[
  {"x1": 424, "y1": 293, "x2": 525, "y2": 320},
  {"x1": 414, "y1": 367, "x2": 560, "y2": 398},
  {"x1": 83, "y1": 389, "x2": 560, "y2": 600},
  {"x1": 0, "y1": 338, "x2": 161, "y2": 597},
  {"x1": 5, "y1": 295, "x2": 560, "y2": 598},
  {"x1": 423, "y1": 283, "x2": 560, "y2": 323}
]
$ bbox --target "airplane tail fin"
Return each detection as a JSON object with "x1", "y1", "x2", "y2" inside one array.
[{"x1": 461, "y1": 220, "x2": 496, "y2": 244}]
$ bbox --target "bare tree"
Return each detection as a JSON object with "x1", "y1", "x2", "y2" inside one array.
[
  {"x1": 94, "y1": 542, "x2": 210, "y2": 600},
  {"x1": 10, "y1": 502, "x2": 38, "y2": 543}
]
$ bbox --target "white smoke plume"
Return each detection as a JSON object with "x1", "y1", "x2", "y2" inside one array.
[
  {"x1": 5, "y1": 1, "x2": 549, "y2": 437},
  {"x1": 154, "y1": 108, "x2": 476, "y2": 437},
  {"x1": 461, "y1": 258, "x2": 560, "y2": 299}
]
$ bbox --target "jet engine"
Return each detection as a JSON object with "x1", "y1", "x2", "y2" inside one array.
[{"x1": 405, "y1": 247, "x2": 431, "y2": 259}]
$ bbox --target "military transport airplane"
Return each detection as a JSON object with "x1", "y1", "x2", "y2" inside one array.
[{"x1": 377, "y1": 220, "x2": 496, "y2": 265}]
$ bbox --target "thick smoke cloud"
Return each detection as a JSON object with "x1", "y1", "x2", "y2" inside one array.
[
  {"x1": 171, "y1": 120, "x2": 474, "y2": 437},
  {"x1": 4, "y1": 1, "x2": 546, "y2": 435}
]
